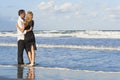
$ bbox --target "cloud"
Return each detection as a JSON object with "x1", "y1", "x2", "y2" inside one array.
[
  {"x1": 38, "y1": 1, "x2": 73, "y2": 13},
  {"x1": 113, "y1": 6, "x2": 120, "y2": 11},
  {"x1": 64, "y1": 15, "x2": 71, "y2": 19},
  {"x1": 38, "y1": 1, "x2": 55, "y2": 10},
  {"x1": 89, "y1": 12, "x2": 98, "y2": 17},
  {"x1": 57, "y1": 3, "x2": 73, "y2": 12},
  {"x1": 106, "y1": 6, "x2": 120, "y2": 20}
]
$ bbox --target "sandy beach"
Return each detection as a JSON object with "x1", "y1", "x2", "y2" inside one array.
[{"x1": 0, "y1": 65, "x2": 120, "y2": 80}]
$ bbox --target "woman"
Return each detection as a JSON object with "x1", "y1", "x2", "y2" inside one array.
[
  {"x1": 16, "y1": 11, "x2": 37, "y2": 66},
  {"x1": 24, "y1": 11, "x2": 37, "y2": 66}
]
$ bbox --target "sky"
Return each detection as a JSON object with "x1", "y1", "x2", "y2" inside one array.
[{"x1": 0, "y1": 0, "x2": 120, "y2": 31}]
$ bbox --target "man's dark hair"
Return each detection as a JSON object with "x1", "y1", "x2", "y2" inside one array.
[{"x1": 18, "y1": 9, "x2": 25, "y2": 16}]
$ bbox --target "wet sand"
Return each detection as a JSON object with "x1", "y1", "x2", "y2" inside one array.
[{"x1": 0, "y1": 65, "x2": 120, "y2": 80}]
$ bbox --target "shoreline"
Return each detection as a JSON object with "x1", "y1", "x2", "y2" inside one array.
[
  {"x1": 0, "y1": 64, "x2": 120, "y2": 73},
  {"x1": 0, "y1": 65, "x2": 120, "y2": 80}
]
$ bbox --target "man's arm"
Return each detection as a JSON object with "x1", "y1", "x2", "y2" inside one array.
[{"x1": 16, "y1": 23, "x2": 25, "y2": 33}]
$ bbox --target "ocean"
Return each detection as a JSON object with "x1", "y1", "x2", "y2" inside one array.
[{"x1": 0, "y1": 30, "x2": 120, "y2": 80}]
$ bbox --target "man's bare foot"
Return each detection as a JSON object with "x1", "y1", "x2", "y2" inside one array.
[{"x1": 18, "y1": 64, "x2": 27, "y2": 67}]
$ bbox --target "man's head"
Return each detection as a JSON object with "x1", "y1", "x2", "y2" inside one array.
[{"x1": 18, "y1": 9, "x2": 25, "y2": 19}]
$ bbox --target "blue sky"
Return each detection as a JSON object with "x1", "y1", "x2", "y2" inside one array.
[{"x1": 0, "y1": 0, "x2": 120, "y2": 31}]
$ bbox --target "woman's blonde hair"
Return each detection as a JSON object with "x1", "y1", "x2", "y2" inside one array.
[{"x1": 24, "y1": 11, "x2": 33, "y2": 26}]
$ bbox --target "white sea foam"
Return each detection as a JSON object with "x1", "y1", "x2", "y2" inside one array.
[
  {"x1": 35, "y1": 67, "x2": 120, "y2": 74},
  {"x1": 0, "y1": 64, "x2": 16, "y2": 68},
  {"x1": 0, "y1": 64, "x2": 119, "y2": 73},
  {"x1": 0, "y1": 32, "x2": 17, "y2": 37},
  {"x1": 0, "y1": 43, "x2": 120, "y2": 51},
  {"x1": 1, "y1": 30, "x2": 120, "y2": 38},
  {"x1": 35, "y1": 31, "x2": 120, "y2": 38},
  {"x1": 0, "y1": 43, "x2": 17, "y2": 47},
  {"x1": 37, "y1": 44, "x2": 120, "y2": 51}
]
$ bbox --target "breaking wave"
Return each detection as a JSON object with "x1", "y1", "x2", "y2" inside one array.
[
  {"x1": 36, "y1": 30, "x2": 120, "y2": 39},
  {"x1": 0, "y1": 30, "x2": 120, "y2": 38},
  {"x1": 0, "y1": 43, "x2": 120, "y2": 51}
]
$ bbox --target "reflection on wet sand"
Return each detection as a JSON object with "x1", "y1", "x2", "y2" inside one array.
[
  {"x1": 27, "y1": 67, "x2": 35, "y2": 80},
  {"x1": 17, "y1": 66, "x2": 35, "y2": 80},
  {"x1": 17, "y1": 66, "x2": 24, "y2": 79}
]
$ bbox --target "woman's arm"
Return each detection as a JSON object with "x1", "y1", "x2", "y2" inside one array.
[
  {"x1": 26, "y1": 20, "x2": 34, "y2": 33},
  {"x1": 26, "y1": 26, "x2": 33, "y2": 32},
  {"x1": 16, "y1": 23, "x2": 25, "y2": 32}
]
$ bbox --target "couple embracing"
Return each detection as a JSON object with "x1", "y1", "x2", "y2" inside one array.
[{"x1": 16, "y1": 9, "x2": 37, "y2": 66}]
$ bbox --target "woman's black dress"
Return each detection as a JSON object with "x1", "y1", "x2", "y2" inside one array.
[{"x1": 25, "y1": 20, "x2": 37, "y2": 51}]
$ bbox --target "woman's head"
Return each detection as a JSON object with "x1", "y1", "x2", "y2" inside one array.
[
  {"x1": 26, "y1": 11, "x2": 33, "y2": 22},
  {"x1": 25, "y1": 11, "x2": 33, "y2": 26}
]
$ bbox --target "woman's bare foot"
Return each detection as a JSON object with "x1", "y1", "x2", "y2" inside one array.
[{"x1": 28, "y1": 63, "x2": 34, "y2": 66}]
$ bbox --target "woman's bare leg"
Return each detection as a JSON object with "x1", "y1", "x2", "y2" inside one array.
[
  {"x1": 29, "y1": 45, "x2": 35, "y2": 66},
  {"x1": 28, "y1": 51, "x2": 32, "y2": 64},
  {"x1": 31, "y1": 45, "x2": 35, "y2": 65}
]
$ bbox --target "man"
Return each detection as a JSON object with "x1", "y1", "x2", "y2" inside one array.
[{"x1": 16, "y1": 9, "x2": 27, "y2": 65}]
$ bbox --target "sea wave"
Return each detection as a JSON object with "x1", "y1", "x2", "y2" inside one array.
[
  {"x1": 0, "y1": 43, "x2": 120, "y2": 51},
  {"x1": 0, "y1": 30, "x2": 120, "y2": 38},
  {"x1": 35, "y1": 30, "x2": 120, "y2": 38},
  {"x1": 0, "y1": 64, "x2": 119, "y2": 73}
]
